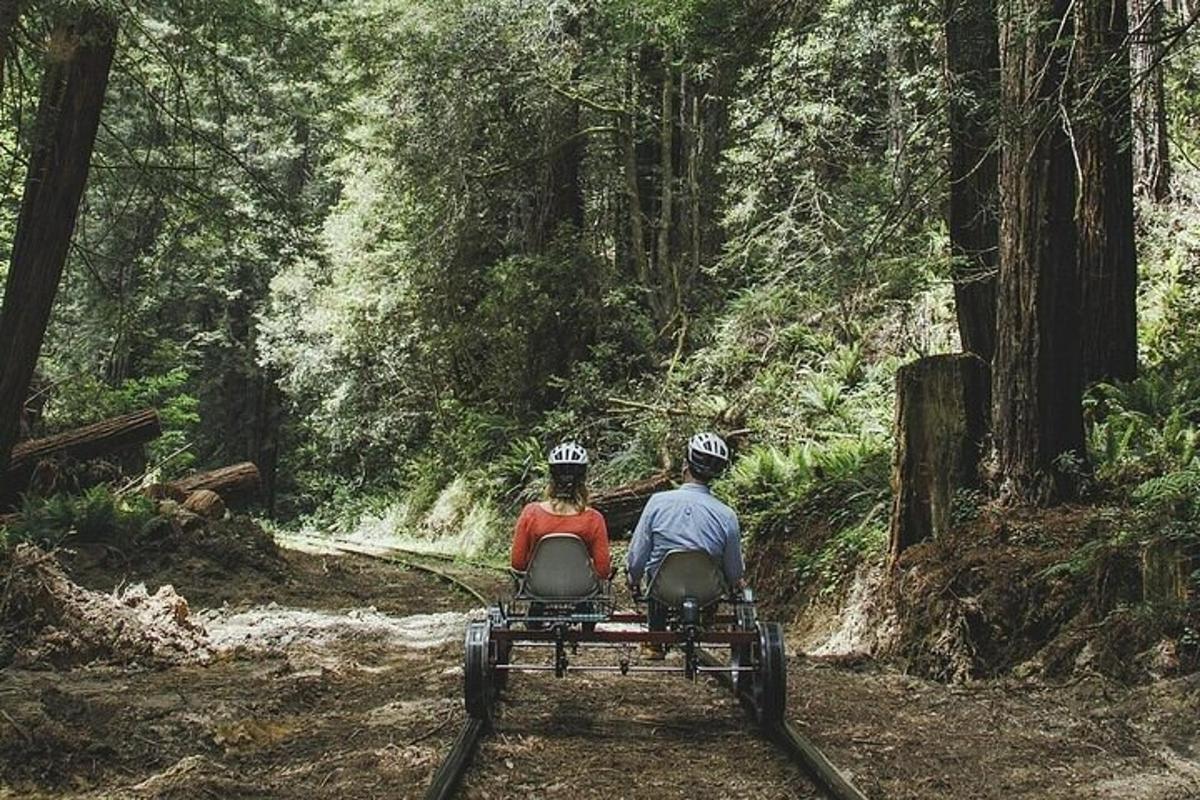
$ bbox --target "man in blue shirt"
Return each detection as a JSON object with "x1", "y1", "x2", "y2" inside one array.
[{"x1": 627, "y1": 433, "x2": 743, "y2": 658}]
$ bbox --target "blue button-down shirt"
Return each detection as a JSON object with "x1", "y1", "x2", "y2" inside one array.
[{"x1": 626, "y1": 482, "x2": 743, "y2": 586}]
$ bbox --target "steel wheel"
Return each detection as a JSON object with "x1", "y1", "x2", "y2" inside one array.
[
  {"x1": 752, "y1": 622, "x2": 786, "y2": 726},
  {"x1": 464, "y1": 621, "x2": 493, "y2": 720}
]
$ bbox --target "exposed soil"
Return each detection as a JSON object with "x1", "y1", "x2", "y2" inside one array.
[
  {"x1": 0, "y1": 549, "x2": 477, "y2": 799},
  {"x1": 59, "y1": 514, "x2": 289, "y2": 609},
  {"x1": 466, "y1": 649, "x2": 819, "y2": 800},
  {"x1": 793, "y1": 656, "x2": 1200, "y2": 800},
  {"x1": 2, "y1": 539, "x2": 1198, "y2": 799}
]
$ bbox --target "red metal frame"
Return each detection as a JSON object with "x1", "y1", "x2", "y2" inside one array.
[
  {"x1": 491, "y1": 628, "x2": 755, "y2": 645},
  {"x1": 598, "y1": 612, "x2": 738, "y2": 624}
]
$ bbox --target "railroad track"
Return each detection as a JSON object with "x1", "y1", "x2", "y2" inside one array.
[
  {"x1": 276, "y1": 533, "x2": 869, "y2": 800},
  {"x1": 276, "y1": 532, "x2": 496, "y2": 605}
]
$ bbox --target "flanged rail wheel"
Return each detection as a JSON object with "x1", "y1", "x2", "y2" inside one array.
[
  {"x1": 751, "y1": 622, "x2": 786, "y2": 726},
  {"x1": 488, "y1": 606, "x2": 511, "y2": 692},
  {"x1": 464, "y1": 621, "x2": 493, "y2": 721}
]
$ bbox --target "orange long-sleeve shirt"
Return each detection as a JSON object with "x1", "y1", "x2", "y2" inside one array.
[{"x1": 510, "y1": 503, "x2": 611, "y2": 577}]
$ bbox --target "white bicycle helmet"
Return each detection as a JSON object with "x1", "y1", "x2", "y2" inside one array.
[
  {"x1": 686, "y1": 432, "x2": 729, "y2": 479},
  {"x1": 549, "y1": 441, "x2": 588, "y2": 466}
]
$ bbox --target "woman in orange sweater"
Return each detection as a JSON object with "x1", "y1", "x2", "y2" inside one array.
[{"x1": 511, "y1": 441, "x2": 610, "y2": 578}]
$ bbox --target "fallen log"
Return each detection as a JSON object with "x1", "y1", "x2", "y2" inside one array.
[
  {"x1": 170, "y1": 462, "x2": 260, "y2": 503},
  {"x1": 591, "y1": 472, "x2": 675, "y2": 538},
  {"x1": 9, "y1": 409, "x2": 161, "y2": 471},
  {"x1": 3, "y1": 410, "x2": 162, "y2": 504}
]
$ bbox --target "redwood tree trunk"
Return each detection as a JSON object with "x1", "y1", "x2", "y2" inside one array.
[
  {"x1": 993, "y1": 0, "x2": 1085, "y2": 504},
  {"x1": 0, "y1": 0, "x2": 23, "y2": 95},
  {"x1": 1129, "y1": 0, "x2": 1171, "y2": 202},
  {"x1": 945, "y1": 0, "x2": 1000, "y2": 363},
  {"x1": 0, "y1": 12, "x2": 118, "y2": 476},
  {"x1": 1076, "y1": 0, "x2": 1138, "y2": 384}
]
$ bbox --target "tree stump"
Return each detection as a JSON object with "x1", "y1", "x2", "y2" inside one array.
[
  {"x1": 889, "y1": 354, "x2": 990, "y2": 563},
  {"x1": 1142, "y1": 538, "x2": 1190, "y2": 604}
]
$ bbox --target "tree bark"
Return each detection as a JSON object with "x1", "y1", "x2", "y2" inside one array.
[
  {"x1": 0, "y1": 11, "x2": 118, "y2": 476},
  {"x1": 1076, "y1": 0, "x2": 1138, "y2": 384},
  {"x1": 1129, "y1": 0, "x2": 1171, "y2": 202},
  {"x1": 622, "y1": 59, "x2": 654, "y2": 314},
  {"x1": 3, "y1": 409, "x2": 160, "y2": 503},
  {"x1": 657, "y1": 47, "x2": 677, "y2": 326},
  {"x1": 541, "y1": 11, "x2": 585, "y2": 240},
  {"x1": 170, "y1": 461, "x2": 261, "y2": 502},
  {"x1": 889, "y1": 354, "x2": 990, "y2": 562},
  {"x1": 0, "y1": 0, "x2": 23, "y2": 96},
  {"x1": 6, "y1": 407, "x2": 159, "y2": 475},
  {"x1": 945, "y1": 0, "x2": 1000, "y2": 363},
  {"x1": 993, "y1": 0, "x2": 1085, "y2": 504}
]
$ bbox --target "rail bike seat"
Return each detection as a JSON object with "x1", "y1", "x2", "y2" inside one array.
[
  {"x1": 647, "y1": 549, "x2": 730, "y2": 609},
  {"x1": 512, "y1": 533, "x2": 607, "y2": 603}
]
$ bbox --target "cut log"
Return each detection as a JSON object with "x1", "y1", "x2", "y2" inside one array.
[
  {"x1": 8, "y1": 409, "x2": 161, "y2": 471},
  {"x1": 888, "y1": 354, "x2": 990, "y2": 563},
  {"x1": 591, "y1": 472, "x2": 675, "y2": 538},
  {"x1": 183, "y1": 489, "x2": 226, "y2": 520},
  {"x1": 170, "y1": 462, "x2": 260, "y2": 503},
  {"x1": 3, "y1": 409, "x2": 162, "y2": 504}
]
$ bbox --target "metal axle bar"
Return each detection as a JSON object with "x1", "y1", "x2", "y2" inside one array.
[
  {"x1": 492, "y1": 629, "x2": 755, "y2": 645},
  {"x1": 495, "y1": 662, "x2": 758, "y2": 674}
]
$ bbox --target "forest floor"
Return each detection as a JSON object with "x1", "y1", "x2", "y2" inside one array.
[{"x1": 1, "y1": 543, "x2": 1198, "y2": 800}]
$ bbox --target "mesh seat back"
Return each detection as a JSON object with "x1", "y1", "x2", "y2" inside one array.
[
  {"x1": 525, "y1": 534, "x2": 600, "y2": 599},
  {"x1": 649, "y1": 550, "x2": 728, "y2": 608}
]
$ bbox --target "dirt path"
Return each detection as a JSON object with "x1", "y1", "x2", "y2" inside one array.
[
  {"x1": 0, "y1": 551, "x2": 477, "y2": 800},
  {"x1": 466, "y1": 652, "x2": 819, "y2": 800},
  {"x1": 788, "y1": 659, "x2": 1200, "y2": 800},
  {"x1": 3, "y1": 546, "x2": 1198, "y2": 800}
]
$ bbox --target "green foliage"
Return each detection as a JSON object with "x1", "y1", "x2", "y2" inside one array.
[
  {"x1": 1132, "y1": 465, "x2": 1200, "y2": 513},
  {"x1": 791, "y1": 522, "x2": 888, "y2": 594},
  {"x1": 3, "y1": 488, "x2": 159, "y2": 551},
  {"x1": 41, "y1": 368, "x2": 201, "y2": 476}
]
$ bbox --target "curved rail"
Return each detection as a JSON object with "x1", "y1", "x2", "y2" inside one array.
[
  {"x1": 278, "y1": 533, "x2": 491, "y2": 606},
  {"x1": 423, "y1": 718, "x2": 486, "y2": 800}
]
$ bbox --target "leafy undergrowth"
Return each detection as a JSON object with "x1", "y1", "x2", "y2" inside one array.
[{"x1": 887, "y1": 503, "x2": 1199, "y2": 683}]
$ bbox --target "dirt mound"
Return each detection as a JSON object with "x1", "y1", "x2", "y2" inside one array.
[
  {"x1": 886, "y1": 505, "x2": 1199, "y2": 683},
  {"x1": 0, "y1": 544, "x2": 211, "y2": 669},
  {"x1": 64, "y1": 511, "x2": 289, "y2": 607}
]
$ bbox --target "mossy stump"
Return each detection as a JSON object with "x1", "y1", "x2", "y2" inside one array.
[{"x1": 889, "y1": 354, "x2": 990, "y2": 563}]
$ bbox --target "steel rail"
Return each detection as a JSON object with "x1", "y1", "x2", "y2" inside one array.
[
  {"x1": 697, "y1": 650, "x2": 870, "y2": 800},
  {"x1": 423, "y1": 718, "x2": 486, "y2": 800},
  {"x1": 278, "y1": 533, "x2": 491, "y2": 606},
  {"x1": 282, "y1": 532, "x2": 868, "y2": 800}
]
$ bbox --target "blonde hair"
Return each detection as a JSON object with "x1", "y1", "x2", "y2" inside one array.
[{"x1": 545, "y1": 472, "x2": 589, "y2": 513}]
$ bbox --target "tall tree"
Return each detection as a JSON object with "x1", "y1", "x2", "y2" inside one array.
[
  {"x1": 1129, "y1": 0, "x2": 1172, "y2": 202},
  {"x1": 1076, "y1": 0, "x2": 1138, "y2": 383},
  {"x1": 945, "y1": 0, "x2": 1000, "y2": 363},
  {"x1": 0, "y1": 0, "x2": 22, "y2": 95},
  {"x1": 0, "y1": 10, "x2": 117, "y2": 474},
  {"x1": 992, "y1": 0, "x2": 1085, "y2": 504}
]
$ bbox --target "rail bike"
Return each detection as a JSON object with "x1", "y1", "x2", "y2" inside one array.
[{"x1": 462, "y1": 533, "x2": 786, "y2": 725}]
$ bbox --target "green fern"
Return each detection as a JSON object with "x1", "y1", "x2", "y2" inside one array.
[{"x1": 1132, "y1": 465, "x2": 1200, "y2": 509}]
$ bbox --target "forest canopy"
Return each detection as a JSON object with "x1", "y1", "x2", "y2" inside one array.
[{"x1": 0, "y1": 0, "x2": 1198, "y2": 567}]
